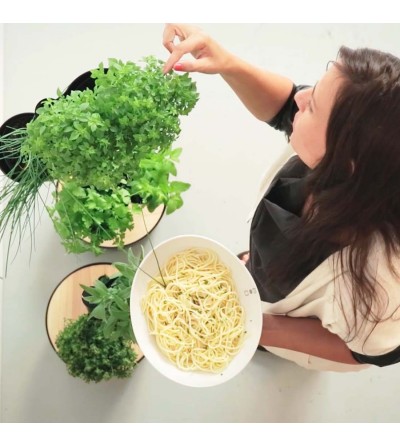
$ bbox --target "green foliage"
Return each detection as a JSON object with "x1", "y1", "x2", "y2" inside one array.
[
  {"x1": 48, "y1": 182, "x2": 138, "y2": 254},
  {"x1": 127, "y1": 146, "x2": 191, "y2": 214},
  {"x1": 81, "y1": 248, "x2": 142, "y2": 342},
  {"x1": 0, "y1": 127, "x2": 50, "y2": 268},
  {"x1": 55, "y1": 314, "x2": 137, "y2": 383},
  {"x1": 1, "y1": 56, "x2": 198, "y2": 257},
  {"x1": 22, "y1": 56, "x2": 198, "y2": 194}
]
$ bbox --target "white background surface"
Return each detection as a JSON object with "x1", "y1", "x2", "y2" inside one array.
[
  {"x1": 2, "y1": 23, "x2": 400, "y2": 423},
  {"x1": 0, "y1": 23, "x2": 4, "y2": 414}
]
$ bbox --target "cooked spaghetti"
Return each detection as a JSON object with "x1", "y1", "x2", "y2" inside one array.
[{"x1": 141, "y1": 248, "x2": 245, "y2": 372}]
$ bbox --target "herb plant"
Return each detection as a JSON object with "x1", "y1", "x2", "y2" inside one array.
[
  {"x1": 81, "y1": 248, "x2": 142, "y2": 341},
  {"x1": 55, "y1": 314, "x2": 137, "y2": 383},
  {"x1": 0, "y1": 127, "x2": 50, "y2": 267},
  {"x1": 49, "y1": 182, "x2": 137, "y2": 254},
  {"x1": 22, "y1": 56, "x2": 198, "y2": 192},
  {"x1": 19, "y1": 56, "x2": 198, "y2": 253},
  {"x1": 1, "y1": 56, "x2": 198, "y2": 259}
]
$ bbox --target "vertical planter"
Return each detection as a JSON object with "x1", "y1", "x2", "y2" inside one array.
[{"x1": 1, "y1": 58, "x2": 196, "y2": 257}]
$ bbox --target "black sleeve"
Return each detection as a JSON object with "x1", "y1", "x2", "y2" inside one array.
[
  {"x1": 267, "y1": 84, "x2": 310, "y2": 139},
  {"x1": 351, "y1": 346, "x2": 400, "y2": 367}
]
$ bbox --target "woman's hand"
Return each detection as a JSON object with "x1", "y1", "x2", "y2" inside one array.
[
  {"x1": 162, "y1": 24, "x2": 293, "y2": 122},
  {"x1": 162, "y1": 23, "x2": 233, "y2": 75}
]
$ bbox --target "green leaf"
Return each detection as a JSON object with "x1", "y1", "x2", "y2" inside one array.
[
  {"x1": 114, "y1": 295, "x2": 129, "y2": 312},
  {"x1": 91, "y1": 280, "x2": 109, "y2": 295},
  {"x1": 166, "y1": 195, "x2": 184, "y2": 214},
  {"x1": 103, "y1": 316, "x2": 118, "y2": 338},
  {"x1": 81, "y1": 293, "x2": 103, "y2": 305},
  {"x1": 55, "y1": 315, "x2": 137, "y2": 383},
  {"x1": 128, "y1": 246, "x2": 143, "y2": 265},
  {"x1": 110, "y1": 308, "x2": 129, "y2": 319},
  {"x1": 169, "y1": 181, "x2": 190, "y2": 193},
  {"x1": 90, "y1": 304, "x2": 106, "y2": 320},
  {"x1": 80, "y1": 284, "x2": 105, "y2": 300},
  {"x1": 169, "y1": 147, "x2": 182, "y2": 161},
  {"x1": 113, "y1": 262, "x2": 135, "y2": 279}
]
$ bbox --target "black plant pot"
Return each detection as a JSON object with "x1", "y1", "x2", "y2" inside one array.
[
  {"x1": 0, "y1": 112, "x2": 36, "y2": 180},
  {"x1": 131, "y1": 194, "x2": 143, "y2": 204},
  {"x1": 81, "y1": 274, "x2": 118, "y2": 313},
  {"x1": 63, "y1": 70, "x2": 101, "y2": 96},
  {"x1": 34, "y1": 69, "x2": 108, "y2": 112},
  {"x1": 1, "y1": 68, "x2": 108, "y2": 181}
]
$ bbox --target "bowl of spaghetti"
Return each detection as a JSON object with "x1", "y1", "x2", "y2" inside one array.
[{"x1": 130, "y1": 234, "x2": 262, "y2": 387}]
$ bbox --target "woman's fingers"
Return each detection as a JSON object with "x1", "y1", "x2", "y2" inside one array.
[
  {"x1": 162, "y1": 33, "x2": 207, "y2": 74},
  {"x1": 241, "y1": 253, "x2": 250, "y2": 264},
  {"x1": 162, "y1": 23, "x2": 200, "y2": 53},
  {"x1": 162, "y1": 24, "x2": 229, "y2": 75},
  {"x1": 162, "y1": 23, "x2": 185, "y2": 53},
  {"x1": 171, "y1": 59, "x2": 212, "y2": 73}
]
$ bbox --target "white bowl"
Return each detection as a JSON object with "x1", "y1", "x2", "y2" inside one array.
[{"x1": 130, "y1": 234, "x2": 262, "y2": 387}]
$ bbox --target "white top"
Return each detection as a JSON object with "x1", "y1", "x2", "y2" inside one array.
[{"x1": 249, "y1": 145, "x2": 400, "y2": 372}]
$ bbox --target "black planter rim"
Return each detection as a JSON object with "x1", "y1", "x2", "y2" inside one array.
[
  {"x1": 81, "y1": 274, "x2": 119, "y2": 312},
  {"x1": 62, "y1": 67, "x2": 108, "y2": 97}
]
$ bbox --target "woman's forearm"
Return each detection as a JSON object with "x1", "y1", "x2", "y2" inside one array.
[
  {"x1": 220, "y1": 55, "x2": 294, "y2": 122},
  {"x1": 260, "y1": 314, "x2": 360, "y2": 365},
  {"x1": 162, "y1": 24, "x2": 293, "y2": 123}
]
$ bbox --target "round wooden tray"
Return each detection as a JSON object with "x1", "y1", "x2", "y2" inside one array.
[
  {"x1": 45, "y1": 263, "x2": 143, "y2": 361},
  {"x1": 56, "y1": 181, "x2": 165, "y2": 248},
  {"x1": 97, "y1": 204, "x2": 165, "y2": 248}
]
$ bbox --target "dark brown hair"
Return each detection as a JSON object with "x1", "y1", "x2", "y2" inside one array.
[{"x1": 270, "y1": 46, "x2": 400, "y2": 339}]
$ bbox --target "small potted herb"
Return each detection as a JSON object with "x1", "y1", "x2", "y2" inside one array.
[
  {"x1": 81, "y1": 248, "x2": 142, "y2": 342},
  {"x1": 49, "y1": 182, "x2": 138, "y2": 255},
  {"x1": 55, "y1": 248, "x2": 142, "y2": 382},
  {"x1": 55, "y1": 314, "x2": 137, "y2": 383},
  {"x1": 0, "y1": 114, "x2": 50, "y2": 266}
]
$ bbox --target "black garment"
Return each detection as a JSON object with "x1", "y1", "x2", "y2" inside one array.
[
  {"x1": 248, "y1": 155, "x2": 338, "y2": 303},
  {"x1": 249, "y1": 83, "x2": 400, "y2": 367},
  {"x1": 268, "y1": 84, "x2": 309, "y2": 138},
  {"x1": 248, "y1": 83, "x2": 335, "y2": 302}
]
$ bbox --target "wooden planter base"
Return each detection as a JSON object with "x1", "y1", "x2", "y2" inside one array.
[
  {"x1": 96, "y1": 203, "x2": 165, "y2": 248},
  {"x1": 56, "y1": 182, "x2": 166, "y2": 249},
  {"x1": 45, "y1": 263, "x2": 143, "y2": 361}
]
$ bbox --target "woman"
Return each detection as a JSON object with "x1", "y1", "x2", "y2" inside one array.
[{"x1": 162, "y1": 24, "x2": 400, "y2": 371}]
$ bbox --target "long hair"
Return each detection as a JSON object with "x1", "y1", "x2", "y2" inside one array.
[{"x1": 269, "y1": 46, "x2": 400, "y2": 339}]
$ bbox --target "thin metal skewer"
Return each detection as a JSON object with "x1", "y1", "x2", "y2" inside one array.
[{"x1": 141, "y1": 208, "x2": 167, "y2": 288}]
